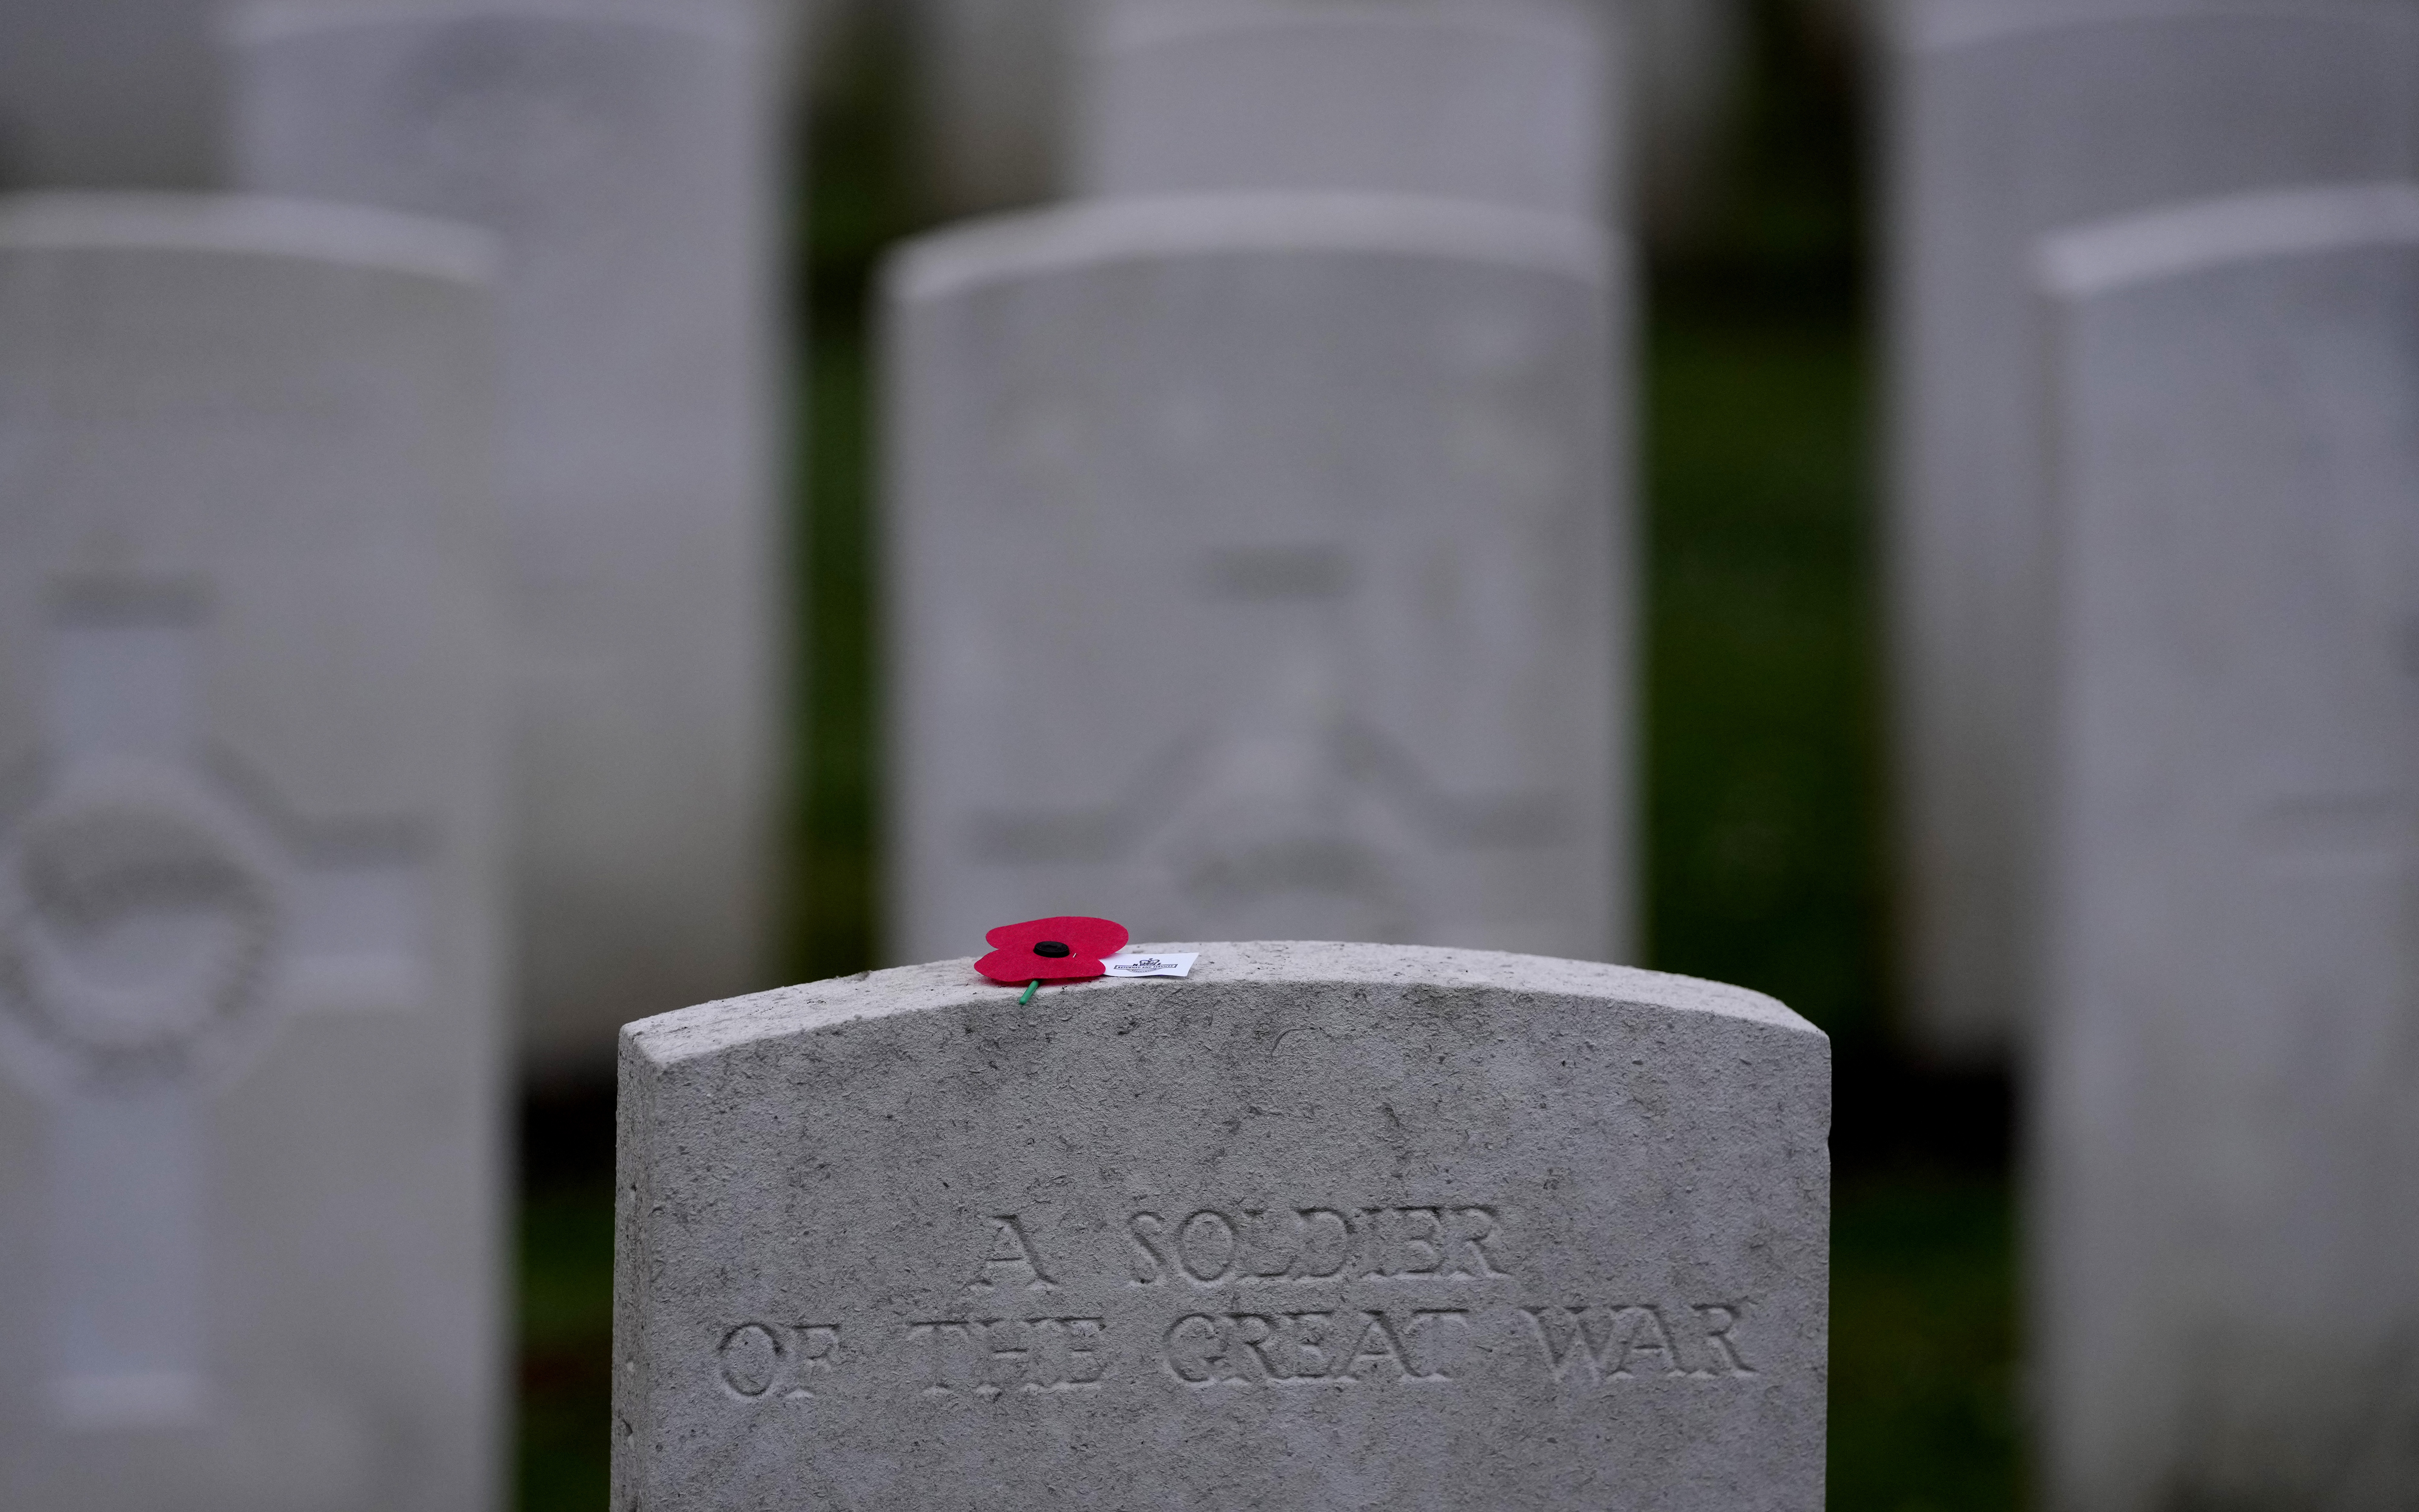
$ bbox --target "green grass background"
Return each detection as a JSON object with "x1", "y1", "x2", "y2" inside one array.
[{"x1": 515, "y1": 4, "x2": 2023, "y2": 1506}]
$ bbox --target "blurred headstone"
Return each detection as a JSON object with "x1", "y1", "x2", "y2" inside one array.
[
  {"x1": 909, "y1": 0, "x2": 1740, "y2": 238},
  {"x1": 0, "y1": 0, "x2": 220, "y2": 190},
  {"x1": 230, "y1": 0, "x2": 788, "y2": 1076},
  {"x1": 884, "y1": 194, "x2": 1630, "y2": 964},
  {"x1": 1078, "y1": 0, "x2": 1618, "y2": 221},
  {"x1": 0, "y1": 193, "x2": 505, "y2": 1510},
  {"x1": 613, "y1": 941, "x2": 1830, "y2": 1509},
  {"x1": 1884, "y1": 0, "x2": 2419, "y2": 1061},
  {"x1": 2033, "y1": 181, "x2": 2419, "y2": 1511}
]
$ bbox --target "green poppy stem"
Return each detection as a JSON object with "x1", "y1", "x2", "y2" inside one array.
[{"x1": 1020, "y1": 979, "x2": 1039, "y2": 1005}]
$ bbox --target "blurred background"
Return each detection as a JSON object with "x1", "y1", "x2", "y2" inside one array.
[
  {"x1": 24, "y1": 0, "x2": 2419, "y2": 1506},
  {"x1": 518, "y1": 3, "x2": 2015, "y2": 1508}
]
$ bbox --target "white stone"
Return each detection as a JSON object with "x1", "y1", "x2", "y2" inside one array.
[
  {"x1": 1078, "y1": 0, "x2": 1618, "y2": 221},
  {"x1": 0, "y1": 0, "x2": 220, "y2": 189},
  {"x1": 614, "y1": 941, "x2": 1830, "y2": 1510},
  {"x1": 230, "y1": 0, "x2": 788, "y2": 1075},
  {"x1": 1884, "y1": 0, "x2": 2419, "y2": 1059},
  {"x1": 2032, "y1": 181, "x2": 2419, "y2": 1512},
  {"x1": 884, "y1": 192, "x2": 1631, "y2": 968},
  {"x1": 907, "y1": 0, "x2": 1727, "y2": 232},
  {"x1": 0, "y1": 193, "x2": 505, "y2": 1510}
]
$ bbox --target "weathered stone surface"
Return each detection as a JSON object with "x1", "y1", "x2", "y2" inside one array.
[
  {"x1": 614, "y1": 941, "x2": 1829, "y2": 1510},
  {"x1": 2033, "y1": 182, "x2": 2419, "y2": 1512},
  {"x1": 1079, "y1": 0, "x2": 1617, "y2": 220},
  {"x1": 231, "y1": 0, "x2": 786, "y2": 1074},
  {"x1": 883, "y1": 193, "x2": 1630, "y2": 967},
  {"x1": 0, "y1": 193, "x2": 505, "y2": 1510},
  {"x1": 1884, "y1": 0, "x2": 2419, "y2": 1060}
]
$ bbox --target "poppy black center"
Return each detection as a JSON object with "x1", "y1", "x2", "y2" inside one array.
[{"x1": 1033, "y1": 940, "x2": 1073, "y2": 959}]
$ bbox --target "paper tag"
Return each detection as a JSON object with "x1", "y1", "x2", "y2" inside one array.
[{"x1": 1102, "y1": 951, "x2": 1197, "y2": 979}]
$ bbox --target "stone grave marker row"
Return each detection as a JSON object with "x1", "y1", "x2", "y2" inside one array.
[{"x1": 1884, "y1": 0, "x2": 2419, "y2": 1059}]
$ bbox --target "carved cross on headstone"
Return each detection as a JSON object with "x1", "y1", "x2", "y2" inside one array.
[{"x1": 0, "y1": 584, "x2": 428, "y2": 1428}]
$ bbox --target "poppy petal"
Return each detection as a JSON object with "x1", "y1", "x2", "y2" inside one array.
[
  {"x1": 982, "y1": 915, "x2": 1129, "y2": 956},
  {"x1": 975, "y1": 947, "x2": 1109, "y2": 985}
]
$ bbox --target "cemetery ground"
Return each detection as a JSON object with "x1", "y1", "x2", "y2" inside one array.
[{"x1": 514, "y1": 8, "x2": 2019, "y2": 1507}]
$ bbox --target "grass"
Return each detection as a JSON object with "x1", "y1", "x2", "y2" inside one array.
[
  {"x1": 515, "y1": 1178, "x2": 614, "y2": 1512},
  {"x1": 1830, "y1": 1171, "x2": 2025, "y2": 1510},
  {"x1": 1642, "y1": 280, "x2": 1886, "y2": 1050}
]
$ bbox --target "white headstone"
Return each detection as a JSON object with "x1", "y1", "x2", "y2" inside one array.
[
  {"x1": 230, "y1": 0, "x2": 788, "y2": 1076},
  {"x1": 614, "y1": 942, "x2": 1830, "y2": 1509},
  {"x1": 0, "y1": 0, "x2": 219, "y2": 189},
  {"x1": 1078, "y1": 0, "x2": 1619, "y2": 222},
  {"x1": 2033, "y1": 181, "x2": 2419, "y2": 1511},
  {"x1": 1884, "y1": 0, "x2": 2419, "y2": 1059},
  {"x1": 0, "y1": 193, "x2": 505, "y2": 1510},
  {"x1": 910, "y1": 0, "x2": 1727, "y2": 232},
  {"x1": 885, "y1": 193, "x2": 1630, "y2": 966}
]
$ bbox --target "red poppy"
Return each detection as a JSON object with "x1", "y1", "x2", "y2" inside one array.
[{"x1": 976, "y1": 916, "x2": 1129, "y2": 984}]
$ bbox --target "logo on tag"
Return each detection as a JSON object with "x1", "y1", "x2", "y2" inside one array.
[{"x1": 1101, "y1": 951, "x2": 1197, "y2": 979}]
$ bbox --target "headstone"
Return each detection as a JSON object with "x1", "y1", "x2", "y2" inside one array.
[
  {"x1": 0, "y1": 0, "x2": 219, "y2": 189},
  {"x1": 911, "y1": 0, "x2": 1729, "y2": 232},
  {"x1": 1078, "y1": 0, "x2": 1618, "y2": 222},
  {"x1": 613, "y1": 942, "x2": 1830, "y2": 1509},
  {"x1": 230, "y1": 0, "x2": 787, "y2": 1076},
  {"x1": 884, "y1": 193, "x2": 1630, "y2": 966},
  {"x1": 1884, "y1": 0, "x2": 2419, "y2": 1060},
  {"x1": 2033, "y1": 181, "x2": 2419, "y2": 1511},
  {"x1": 0, "y1": 193, "x2": 504, "y2": 1510}
]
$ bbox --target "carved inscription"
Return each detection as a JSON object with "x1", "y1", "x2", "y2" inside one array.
[
  {"x1": 1520, "y1": 1304, "x2": 1757, "y2": 1383},
  {"x1": 1, "y1": 796, "x2": 277, "y2": 1082},
  {"x1": 716, "y1": 1322, "x2": 841, "y2": 1400},
  {"x1": 910, "y1": 1317, "x2": 1107, "y2": 1396},
  {"x1": 1162, "y1": 1308, "x2": 1468, "y2": 1384},
  {"x1": 1127, "y1": 1205, "x2": 1509, "y2": 1285},
  {"x1": 967, "y1": 1215, "x2": 1058, "y2": 1292},
  {"x1": 713, "y1": 1208, "x2": 1764, "y2": 1406}
]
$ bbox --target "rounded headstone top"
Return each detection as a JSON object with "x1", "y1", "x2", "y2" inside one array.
[
  {"x1": 231, "y1": 0, "x2": 755, "y2": 47},
  {"x1": 614, "y1": 940, "x2": 1830, "y2": 1507},
  {"x1": 0, "y1": 191, "x2": 499, "y2": 286},
  {"x1": 621, "y1": 940, "x2": 1819, "y2": 1071},
  {"x1": 1097, "y1": 0, "x2": 1599, "y2": 53},
  {"x1": 2034, "y1": 181, "x2": 2419, "y2": 298},
  {"x1": 1902, "y1": 0, "x2": 2419, "y2": 56},
  {"x1": 887, "y1": 191, "x2": 1617, "y2": 307}
]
